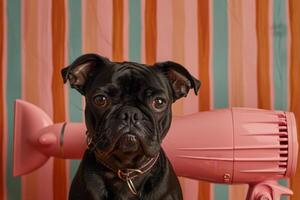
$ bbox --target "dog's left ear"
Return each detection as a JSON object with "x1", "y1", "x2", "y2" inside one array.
[{"x1": 154, "y1": 61, "x2": 201, "y2": 102}]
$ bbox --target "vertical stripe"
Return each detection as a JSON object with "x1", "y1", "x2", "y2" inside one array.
[
  {"x1": 35, "y1": 0, "x2": 55, "y2": 199},
  {"x1": 38, "y1": 0, "x2": 54, "y2": 117},
  {"x1": 198, "y1": 0, "x2": 211, "y2": 111},
  {"x1": 129, "y1": 0, "x2": 141, "y2": 62},
  {"x1": 113, "y1": 0, "x2": 124, "y2": 61},
  {"x1": 123, "y1": 0, "x2": 129, "y2": 61},
  {"x1": 22, "y1": 0, "x2": 38, "y2": 103},
  {"x1": 52, "y1": 0, "x2": 68, "y2": 199},
  {"x1": 269, "y1": 0, "x2": 275, "y2": 110},
  {"x1": 141, "y1": 0, "x2": 145, "y2": 63},
  {"x1": 242, "y1": 0, "x2": 258, "y2": 108},
  {"x1": 256, "y1": 0, "x2": 271, "y2": 109},
  {"x1": 228, "y1": 0, "x2": 244, "y2": 107},
  {"x1": 229, "y1": 0, "x2": 257, "y2": 199},
  {"x1": 82, "y1": 0, "x2": 112, "y2": 58},
  {"x1": 285, "y1": 0, "x2": 291, "y2": 115},
  {"x1": 173, "y1": 1, "x2": 197, "y2": 198},
  {"x1": 82, "y1": 0, "x2": 98, "y2": 53},
  {"x1": 273, "y1": 0, "x2": 288, "y2": 110},
  {"x1": 0, "y1": 0, "x2": 5, "y2": 198},
  {"x1": 68, "y1": 0, "x2": 82, "y2": 181},
  {"x1": 183, "y1": 1, "x2": 202, "y2": 199},
  {"x1": 183, "y1": 0, "x2": 199, "y2": 116},
  {"x1": 1, "y1": 1, "x2": 7, "y2": 199},
  {"x1": 198, "y1": 0, "x2": 214, "y2": 199},
  {"x1": 212, "y1": 0, "x2": 229, "y2": 199},
  {"x1": 156, "y1": 0, "x2": 172, "y2": 62},
  {"x1": 273, "y1": 1, "x2": 288, "y2": 198},
  {"x1": 213, "y1": 0, "x2": 228, "y2": 109},
  {"x1": 21, "y1": 1, "x2": 44, "y2": 199},
  {"x1": 145, "y1": 0, "x2": 156, "y2": 64},
  {"x1": 171, "y1": 0, "x2": 185, "y2": 116},
  {"x1": 7, "y1": 0, "x2": 21, "y2": 199},
  {"x1": 289, "y1": 0, "x2": 300, "y2": 199}
]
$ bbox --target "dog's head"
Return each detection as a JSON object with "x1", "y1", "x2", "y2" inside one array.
[{"x1": 62, "y1": 54, "x2": 200, "y2": 168}]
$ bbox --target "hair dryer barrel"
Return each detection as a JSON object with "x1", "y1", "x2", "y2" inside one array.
[
  {"x1": 13, "y1": 100, "x2": 298, "y2": 185},
  {"x1": 164, "y1": 108, "x2": 298, "y2": 184}
]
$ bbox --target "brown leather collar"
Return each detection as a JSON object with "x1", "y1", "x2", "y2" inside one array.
[{"x1": 94, "y1": 149, "x2": 159, "y2": 196}]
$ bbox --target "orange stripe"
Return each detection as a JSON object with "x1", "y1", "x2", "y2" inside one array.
[
  {"x1": 228, "y1": 0, "x2": 244, "y2": 107},
  {"x1": 256, "y1": 0, "x2": 271, "y2": 109},
  {"x1": 0, "y1": 0, "x2": 4, "y2": 197},
  {"x1": 197, "y1": 0, "x2": 211, "y2": 199},
  {"x1": 145, "y1": 0, "x2": 156, "y2": 64},
  {"x1": 198, "y1": 0, "x2": 211, "y2": 112},
  {"x1": 289, "y1": 0, "x2": 300, "y2": 199},
  {"x1": 23, "y1": 0, "x2": 39, "y2": 104},
  {"x1": 52, "y1": 0, "x2": 67, "y2": 199},
  {"x1": 113, "y1": 0, "x2": 124, "y2": 61}
]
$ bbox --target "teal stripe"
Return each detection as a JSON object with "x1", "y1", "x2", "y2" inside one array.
[
  {"x1": 273, "y1": 1, "x2": 288, "y2": 200},
  {"x1": 129, "y1": 0, "x2": 141, "y2": 62},
  {"x1": 273, "y1": 0, "x2": 287, "y2": 111},
  {"x1": 213, "y1": 0, "x2": 228, "y2": 199},
  {"x1": 7, "y1": 0, "x2": 21, "y2": 199},
  {"x1": 68, "y1": 0, "x2": 82, "y2": 180},
  {"x1": 212, "y1": 0, "x2": 228, "y2": 109}
]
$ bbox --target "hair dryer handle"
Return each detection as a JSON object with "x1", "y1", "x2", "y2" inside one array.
[{"x1": 246, "y1": 180, "x2": 293, "y2": 200}]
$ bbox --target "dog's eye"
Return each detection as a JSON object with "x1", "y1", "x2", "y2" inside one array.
[
  {"x1": 151, "y1": 97, "x2": 167, "y2": 112},
  {"x1": 93, "y1": 95, "x2": 109, "y2": 107}
]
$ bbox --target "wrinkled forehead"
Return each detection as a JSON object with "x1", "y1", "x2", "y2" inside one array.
[
  {"x1": 112, "y1": 64, "x2": 165, "y2": 91},
  {"x1": 89, "y1": 62, "x2": 170, "y2": 95}
]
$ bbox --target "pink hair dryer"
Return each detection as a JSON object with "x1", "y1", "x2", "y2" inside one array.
[{"x1": 13, "y1": 100, "x2": 298, "y2": 200}]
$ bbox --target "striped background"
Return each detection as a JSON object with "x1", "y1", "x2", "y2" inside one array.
[{"x1": 0, "y1": 0, "x2": 299, "y2": 199}]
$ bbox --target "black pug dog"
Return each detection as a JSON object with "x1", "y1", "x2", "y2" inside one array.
[{"x1": 61, "y1": 54, "x2": 200, "y2": 200}]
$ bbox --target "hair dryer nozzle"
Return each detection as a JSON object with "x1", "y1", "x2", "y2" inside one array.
[{"x1": 13, "y1": 100, "x2": 53, "y2": 176}]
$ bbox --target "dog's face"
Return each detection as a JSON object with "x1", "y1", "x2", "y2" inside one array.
[{"x1": 62, "y1": 54, "x2": 200, "y2": 168}]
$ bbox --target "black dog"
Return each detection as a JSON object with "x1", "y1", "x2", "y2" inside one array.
[{"x1": 61, "y1": 54, "x2": 200, "y2": 200}]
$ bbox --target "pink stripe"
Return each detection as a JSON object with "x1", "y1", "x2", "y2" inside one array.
[
  {"x1": 242, "y1": 0, "x2": 258, "y2": 108},
  {"x1": 2, "y1": 0, "x2": 7, "y2": 198},
  {"x1": 157, "y1": 0, "x2": 172, "y2": 62},
  {"x1": 182, "y1": 1, "x2": 199, "y2": 198},
  {"x1": 34, "y1": 0, "x2": 55, "y2": 199},
  {"x1": 123, "y1": 0, "x2": 129, "y2": 61},
  {"x1": 21, "y1": 1, "x2": 39, "y2": 199},
  {"x1": 141, "y1": 0, "x2": 145, "y2": 63},
  {"x1": 95, "y1": 0, "x2": 112, "y2": 59},
  {"x1": 38, "y1": 0, "x2": 54, "y2": 118},
  {"x1": 82, "y1": 0, "x2": 112, "y2": 58},
  {"x1": 269, "y1": 0, "x2": 274, "y2": 109},
  {"x1": 183, "y1": 0, "x2": 198, "y2": 114}
]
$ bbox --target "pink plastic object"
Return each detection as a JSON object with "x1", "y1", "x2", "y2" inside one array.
[{"x1": 13, "y1": 100, "x2": 298, "y2": 200}]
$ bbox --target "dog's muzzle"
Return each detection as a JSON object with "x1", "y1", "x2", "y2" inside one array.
[{"x1": 117, "y1": 134, "x2": 140, "y2": 153}]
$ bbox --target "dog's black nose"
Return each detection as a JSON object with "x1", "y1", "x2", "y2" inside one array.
[{"x1": 118, "y1": 107, "x2": 143, "y2": 123}]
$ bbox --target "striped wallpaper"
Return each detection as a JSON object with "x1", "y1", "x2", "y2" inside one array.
[{"x1": 0, "y1": 0, "x2": 299, "y2": 200}]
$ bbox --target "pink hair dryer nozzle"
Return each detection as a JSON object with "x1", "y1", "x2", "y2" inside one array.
[{"x1": 14, "y1": 100, "x2": 298, "y2": 200}]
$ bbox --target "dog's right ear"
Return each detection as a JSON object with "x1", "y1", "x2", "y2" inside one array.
[{"x1": 61, "y1": 53, "x2": 110, "y2": 95}]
